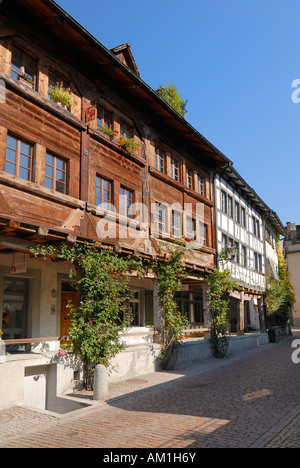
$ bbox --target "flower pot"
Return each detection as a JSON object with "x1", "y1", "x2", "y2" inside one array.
[{"x1": 54, "y1": 100, "x2": 68, "y2": 110}]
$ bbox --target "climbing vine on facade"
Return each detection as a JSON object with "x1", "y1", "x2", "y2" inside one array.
[
  {"x1": 266, "y1": 235, "x2": 295, "y2": 327},
  {"x1": 206, "y1": 268, "x2": 240, "y2": 358},
  {"x1": 153, "y1": 244, "x2": 188, "y2": 369}
]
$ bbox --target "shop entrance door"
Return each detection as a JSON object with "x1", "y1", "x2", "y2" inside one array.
[{"x1": 60, "y1": 289, "x2": 77, "y2": 340}]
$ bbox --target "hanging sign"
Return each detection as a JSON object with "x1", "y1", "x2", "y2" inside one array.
[
  {"x1": 86, "y1": 106, "x2": 96, "y2": 123},
  {"x1": 10, "y1": 263, "x2": 27, "y2": 275}
]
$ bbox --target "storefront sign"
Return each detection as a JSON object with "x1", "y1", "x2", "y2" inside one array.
[{"x1": 10, "y1": 263, "x2": 27, "y2": 274}]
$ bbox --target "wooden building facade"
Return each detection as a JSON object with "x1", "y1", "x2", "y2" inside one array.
[{"x1": 0, "y1": 0, "x2": 231, "y2": 351}]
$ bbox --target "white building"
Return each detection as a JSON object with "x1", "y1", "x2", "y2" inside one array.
[{"x1": 214, "y1": 166, "x2": 285, "y2": 334}]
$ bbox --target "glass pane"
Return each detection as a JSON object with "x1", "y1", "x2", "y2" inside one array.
[
  {"x1": 20, "y1": 141, "x2": 32, "y2": 155},
  {"x1": 6, "y1": 148, "x2": 17, "y2": 163},
  {"x1": 103, "y1": 180, "x2": 111, "y2": 191},
  {"x1": 56, "y1": 169, "x2": 65, "y2": 183},
  {"x1": 46, "y1": 154, "x2": 54, "y2": 166},
  {"x1": 44, "y1": 177, "x2": 53, "y2": 189},
  {"x1": 25, "y1": 54, "x2": 36, "y2": 81},
  {"x1": 96, "y1": 176, "x2": 101, "y2": 189},
  {"x1": 7, "y1": 135, "x2": 17, "y2": 150},
  {"x1": 45, "y1": 164, "x2": 53, "y2": 178},
  {"x1": 96, "y1": 186, "x2": 101, "y2": 198},
  {"x1": 11, "y1": 45, "x2": 22, "y2": 76},
  {"x1": 20, "y1": 154, "x2": 31, "y2": 169},
  {"x1": 5, "y1": 161, "x2": 16, "y2": 176},
  {"x1": 56, "y1": 158, "x2": 65, "y2": 171},
  {"x1": 56, "y1": 181, "x2": 65, "y2": 194},
  {"x1": 19, "y1": 167, "x2": 31, "y2": 181}
]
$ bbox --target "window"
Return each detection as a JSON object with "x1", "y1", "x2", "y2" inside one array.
[
  {"x1": 97, "y1": 106, "x2": 113, "y2": 130},
  {"x1": 222, "y1": 233, "x2": 228, "y2": 249},
  {"x1": 221, "y1": 191, "x2": 227, "y2": 214},
  {"x1": 199, "y1": 222, "x2": 207, "y2": 247},
  {"x1": 197, "y1": 175, "x2": 205, "y2": 197},
  {"x1": 258, "y1": 254, "x2": 262, "y2": 272},
  {"x1": 242, "y1": 246, "x2": 247, "y2": 267},
  {"x1": 252, "y1": 216, "x2": 257, "y2": 236},
  {"x1": 48, "y1": 71, "x2": 69, "y2": 99},
  {"x1": 171, "y1": 210, "x2": 182, "y2": 238},
  {"x1": 45, "y1": 153, "x2": 67, "y2": 194},
  {"x1": 155, "y1": 202, "x2": 168, "y2": 233},
  {"x1": 241, "y1": 207, "x2": 246, "y2": 227},
  {"x1": 252, "y1": 216, "x2": 261, "y2": 238},
  {"x1": 254, "y1": 252, "x2": 262, "y2": 271},
  {"x1": 10, "y1": 45, "x2": 36, "y2": 88},
  {"x1": 234, "y1": 242, "x2": 240, "y2": 264},
  {"x1": 155, "y1": 148, "x2": 165, "y2": 173},
  {"x1": 119, "y1": 187, "x2": 134, "y2": 218},
  {"x1": 120, "y1": 120, "x2": 133, "y2": 139},
  {"x1": 186, "y1": 216, "x2": 195, "y2": 241},
  {"x1": 5, "y1": 134, "x2": 33, "y2": 181},
  {"x1": 186, "y1": 168, "x2": 193, "y2": 190},
  {"x1": 234, "y1": 202, "x2": 240, "y2": 224},
  {"x1": 174, "y1": 291, "x2": 204, "y2": 326},
  {"x1": 96, "y1": 176, "x2": 112, "y2": 209},
  {"x1": 170, "y1": 158, "x2": 179, "y2": 182},
  {"x1": 228, "y1": 196, "x2": 233, "y2": 218},
  {"x1": 256, "y1": 220, "x2": 260, "y2": 239}
]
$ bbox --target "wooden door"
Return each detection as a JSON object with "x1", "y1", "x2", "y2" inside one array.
[{"x1": 60, "y1": 291, "x2": 77, "y2": 339}]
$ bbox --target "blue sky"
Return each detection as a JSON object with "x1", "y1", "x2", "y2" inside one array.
[{"x1": 55, "y1": 0, "x2": 300, "y2": 229}]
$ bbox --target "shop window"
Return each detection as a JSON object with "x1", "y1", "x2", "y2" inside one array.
[
  {"x1": 174, "y1": 291, "x2": 204, "y2": 326},
  {"x1": 2, "y1": 277, "x2": 28, "y2": 341}
]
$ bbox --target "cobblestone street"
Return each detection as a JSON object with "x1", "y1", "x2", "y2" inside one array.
[{"x1": 0, "y1": 331, "x2": 300, "y2": 449}]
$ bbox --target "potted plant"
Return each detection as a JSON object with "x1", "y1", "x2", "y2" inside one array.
[
  {"x1": 18, "y1": 73, "x2": 34, "y2": 89},
  {"x1": 97, "y1": 123, "x2": 118, "y2": 140},
  {"x1": 49, "y1": 82, "x2": 73, "y2": 110},
  {"x1": 119, "y1": 136, "x2": 140, "y2": 155}
]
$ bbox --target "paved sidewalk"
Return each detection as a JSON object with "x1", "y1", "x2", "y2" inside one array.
[{"x1": 0, "y1": 330, "x2": 300, "y2": 448}]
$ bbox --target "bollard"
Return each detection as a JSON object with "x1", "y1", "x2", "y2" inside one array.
[
  {"x1": 93, "y1": 364, "x2": 108, "y2": 400},
  {"x1": 0, "y1": 339, "x2": 5, "y2": 364}
]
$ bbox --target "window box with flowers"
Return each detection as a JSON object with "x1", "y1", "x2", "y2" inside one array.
[
  {"x1": 18, "y1": 73, "x2": 34, "y2": 89},
  {"x1": 119, "y1": 136, "x2": 140, "y2": 155},
  {"x1": 48, "y1": 82, "x2": 73, "y2": 111},
  {"x1": 97, "y1": 123, "x2": 118, "y2": 140}
]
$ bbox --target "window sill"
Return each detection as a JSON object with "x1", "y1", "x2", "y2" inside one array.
[
  {"x1": 0, "y1": 171, "x2": 85, "y2": 209},
  {"x1": 88, "y1": 127, "x2": 145, "y2": 167},
  {"x1": 1, "y1": 72, "x2": 85, "y2": 130},
  {"x1": 149, "y1": 167, "x2": 213, "y2": 206}
]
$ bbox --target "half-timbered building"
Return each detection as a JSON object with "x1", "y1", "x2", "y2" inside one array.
[{"x1": 214, "y1": 165, "x2": 285, "y2": 334}]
